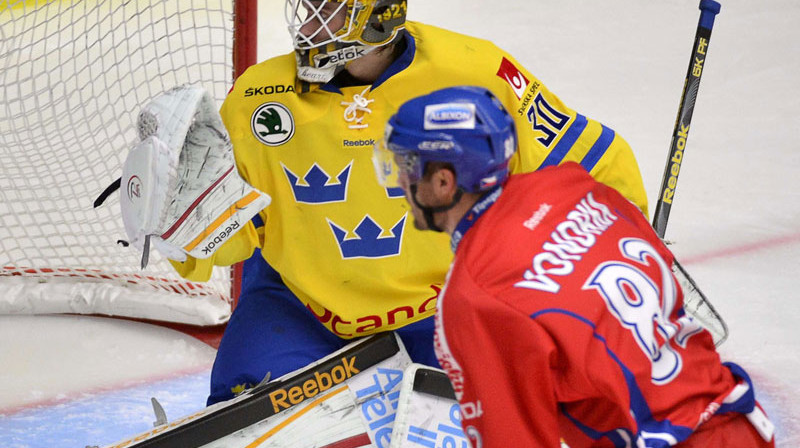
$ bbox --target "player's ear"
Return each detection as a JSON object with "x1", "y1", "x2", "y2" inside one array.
[{"x1": 431, "y1": 164, "x2": 458, "y2": 201}]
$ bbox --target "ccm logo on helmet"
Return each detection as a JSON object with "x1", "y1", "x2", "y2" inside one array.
[
  {"x1": 418, "y1": 140, "x2": 455, "y2": 151},
  {"x1": 424, "y1": 103, "x2": 476, "y2": 130}
]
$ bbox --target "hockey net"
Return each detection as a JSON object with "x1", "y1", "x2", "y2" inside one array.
[{"x1": 0, "y1": 0, "x2": 256, "y2": 326}]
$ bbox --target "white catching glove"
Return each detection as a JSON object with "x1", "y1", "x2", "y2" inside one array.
[{"x1": 119, "y1": 84, "x2": 270, "y2": 266}]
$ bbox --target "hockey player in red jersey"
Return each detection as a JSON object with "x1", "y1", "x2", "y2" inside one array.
[{"x1": 374, "y1": 85, "x2": 776, "y2": 447}]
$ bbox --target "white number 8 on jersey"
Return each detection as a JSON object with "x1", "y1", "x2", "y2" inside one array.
[{"x1": 583, "y1": 238, "x2": 703, "y2": 385}]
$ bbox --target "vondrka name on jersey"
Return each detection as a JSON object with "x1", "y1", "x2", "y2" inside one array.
[
  {"x1": 514, "y1": 192, "x2": 617, "y2": 293},
  {"x1": 201, "y1": 221, "x2": 240, "y2": 255}
]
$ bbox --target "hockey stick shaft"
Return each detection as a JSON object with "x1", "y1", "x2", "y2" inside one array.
[
  {"x1": 652, "y1": 1, "x2": 728, "y2": 346},
  {"x1": 652, "y1": 0, "x2": 721, "y2": 238}
]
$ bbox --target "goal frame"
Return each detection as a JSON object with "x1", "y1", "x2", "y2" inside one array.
[{"x1": 0, "y1": 0, "x2": 259, "y2": 333}]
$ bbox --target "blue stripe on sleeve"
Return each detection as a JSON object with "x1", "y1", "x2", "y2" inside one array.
[
  {"x1": 537, "y1": 114, "x2": 588, "y2": 170},
  {"x1": 580, "y1": 125, "x2": 615, "y2": 172}
]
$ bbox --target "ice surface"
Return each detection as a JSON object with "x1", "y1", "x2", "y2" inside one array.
[{"x1": 1, "y1": 0, "x2": 798, "y2": 446}]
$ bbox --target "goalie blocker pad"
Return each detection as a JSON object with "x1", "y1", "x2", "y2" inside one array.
[
  {"x1": 120, "y1": 84, "x2": 270, "y2": 264},
  {"x1": 101, "y1": 332, "x2": 412, "y2": 448}
]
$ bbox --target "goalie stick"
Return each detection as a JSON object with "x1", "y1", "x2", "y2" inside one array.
[{"x1": 653, "y1": 0, "x2": 728, "y2": 346}]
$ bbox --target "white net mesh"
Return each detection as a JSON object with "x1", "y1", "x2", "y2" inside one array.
[{"x1": 0, "y1": 0, "x2": 237, "y2": 325}]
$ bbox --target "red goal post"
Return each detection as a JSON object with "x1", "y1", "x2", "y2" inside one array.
[{"x1": 0, "y1": 0, "x2": 258, "y2": 326}]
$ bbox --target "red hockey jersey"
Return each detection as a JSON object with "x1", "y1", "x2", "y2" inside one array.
[{"x1": 434, "y1": 163, "x2": 763, "y2": 447}]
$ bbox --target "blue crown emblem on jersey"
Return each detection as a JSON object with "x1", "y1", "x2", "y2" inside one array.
[
  {"x1": 328, "y1": 214, "x2": 406, "y2": 259},
  {"x1": 385, "y1": 187, "x2": 405, "y2": 198},
  {"x1": 283, "y1": 162, "x2": 351, "y2": 204}
]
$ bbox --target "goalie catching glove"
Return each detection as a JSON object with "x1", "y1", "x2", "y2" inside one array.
[{"x1": 109, "y1": 85, "x2": 270, "y2": 267}]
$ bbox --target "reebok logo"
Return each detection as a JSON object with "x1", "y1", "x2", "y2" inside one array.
[
  {"x1": 661, "y1": 124, "x2": 690, "y2": 205},
  {"x1": 316, "y1": 47, "x2": 366, "y2": 68},
  {"x1": 343, "y1": 138, "x2": 375, "y2": 147},
  {"x1": 201, "y1": 221, "x2": 240, "y2": 255},
  {"x1": 523, "y1": 203, "x2": 552, "y2": 231},
  {"x1": 268, "y1": 357, "x2": 360, "y2": 413}
]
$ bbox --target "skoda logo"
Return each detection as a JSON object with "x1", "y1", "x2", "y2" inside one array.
[{"x1": 251, "y1": 102, "x2": 295, "y2": 146}]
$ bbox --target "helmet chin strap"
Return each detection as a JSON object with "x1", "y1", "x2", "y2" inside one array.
[{"x1": 409, "y1": 184, "x2": 464, "y2": 233}]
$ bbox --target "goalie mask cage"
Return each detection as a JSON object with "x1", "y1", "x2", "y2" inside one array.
[{"x1": 0, "y1": 0, "x2": 257, "y2": 326}]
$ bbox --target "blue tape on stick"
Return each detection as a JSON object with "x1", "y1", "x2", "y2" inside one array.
[{"x1": 699, "y1": 0, "x2": 721, "y2": 30}]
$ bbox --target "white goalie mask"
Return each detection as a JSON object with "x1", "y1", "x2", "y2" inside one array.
[{"x1": 285, "y1": 0, "x2": 407, "y2": 84}]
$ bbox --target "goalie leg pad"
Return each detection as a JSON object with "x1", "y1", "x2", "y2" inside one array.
[{"x1": 390, "y1": 364, "x2": 470, "y2": 448}]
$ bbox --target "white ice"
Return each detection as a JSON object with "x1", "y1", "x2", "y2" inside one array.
[{"x1": 1, "y1": 0, "x2": 798, "y2": 447}]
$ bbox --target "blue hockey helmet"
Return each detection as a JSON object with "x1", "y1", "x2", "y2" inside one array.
[{"x1": 374, "y1": 86, "x2": 517, "y2": 193}]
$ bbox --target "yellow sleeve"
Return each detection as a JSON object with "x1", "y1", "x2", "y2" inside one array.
[
  {"x1": 487, "y1": 50, "x2": 649, "y2": 217},
  {"x1": 584, "y1": 132, "x2": 649, "y2": 218}
]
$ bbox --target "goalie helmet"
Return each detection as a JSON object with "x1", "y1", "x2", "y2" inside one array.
[
  {"x1": 375, "y1": 86, "x2": 517, "y2": 193},
  {"x1": 285, "y1": 0, "x2": 407, "y2": 83}
]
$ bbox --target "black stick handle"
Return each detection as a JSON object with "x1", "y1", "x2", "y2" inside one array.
[{"x1": 652, "y1": 0, "x2": 721, "y2": 238}]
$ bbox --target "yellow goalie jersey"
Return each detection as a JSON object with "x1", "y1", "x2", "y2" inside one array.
[{"x1": 172, "y1": 21, "x2": 648, "y2": 338}]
